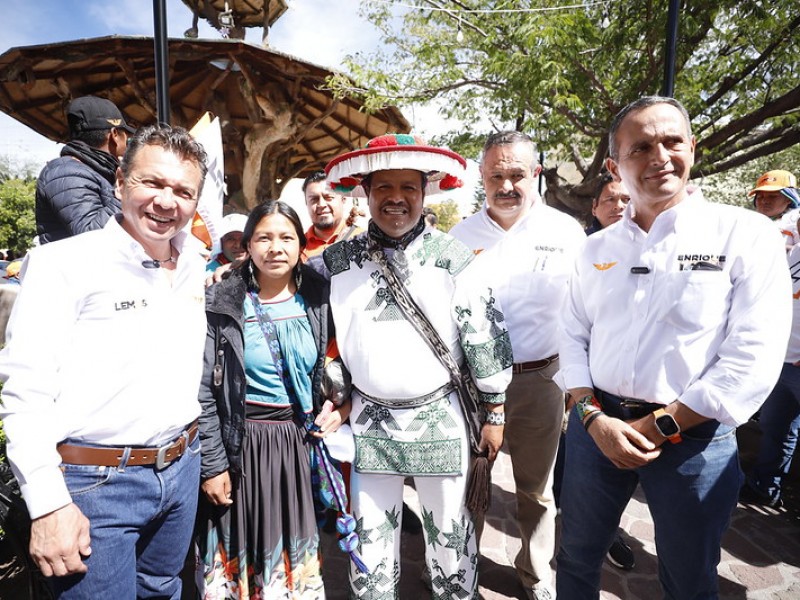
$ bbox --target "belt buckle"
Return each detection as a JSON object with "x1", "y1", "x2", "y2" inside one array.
[
  {"x1": 619, "y1": 399, "x2": 644, "y2": 408},
  {"x1": 155, "y1": 443, "x2": 173, "y2": 470}
]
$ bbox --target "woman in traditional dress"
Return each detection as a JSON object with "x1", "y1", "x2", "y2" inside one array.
[{"x1": 196, "y1": 200, "x2": 350, "y2": 599}]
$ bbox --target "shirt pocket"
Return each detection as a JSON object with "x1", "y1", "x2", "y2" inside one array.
[{"x1": 659, "y1": 271, "x2": 732, "y2": 332}]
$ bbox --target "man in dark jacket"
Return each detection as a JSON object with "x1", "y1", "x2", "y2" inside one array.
[{"x1": 35, "y1": 96, "x2": 135, "y2": 244}]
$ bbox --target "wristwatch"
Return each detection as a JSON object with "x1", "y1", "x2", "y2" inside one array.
[{"x1": 653, "y1": 408, "x2": 682, "y2": 444}]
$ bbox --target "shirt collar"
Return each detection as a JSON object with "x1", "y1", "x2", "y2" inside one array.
[
  {"x1": 306, "y1": 221, "x2": 345, "y2": 245},
  {"x1": 109, "y1": 214, "x2": 202, "y2": 264},
  {"x1": 480, "y1": 195, "x2": 540, "y2": 233},
  {"x1": 621, "y1": 186, "x2": 704, "y2": 239}
]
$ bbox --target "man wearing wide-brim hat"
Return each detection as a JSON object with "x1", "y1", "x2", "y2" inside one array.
[{"x1": 321, "y1": 134, "x2": 513, "y2": 598}]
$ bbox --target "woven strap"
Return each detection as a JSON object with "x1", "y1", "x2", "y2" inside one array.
[{"x1": 366, "y1": 241, "x2": 482, "y2": 453}]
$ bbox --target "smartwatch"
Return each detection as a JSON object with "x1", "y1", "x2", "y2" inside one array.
[{"x1": 653, "y1": 408, "x2": 682, "y2": 444}]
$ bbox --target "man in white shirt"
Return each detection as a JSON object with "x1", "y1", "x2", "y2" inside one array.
[
  {"x1": 450, "y1": 131, "x2": 585, "y2": 600},
  {"x1": 0, "y1": 125, "x2": 209, "y2": 599},
  {"x1": 556, "y1": 96, "x2": 791, "y2": 599}
]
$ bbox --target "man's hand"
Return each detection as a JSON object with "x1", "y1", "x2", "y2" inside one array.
[
  {"x1": 201, "y1": 471, "x2": 233, "y2": 506},
  {"x1": 204, "y1": 262, "x2": 234, "y2": 287},
  {"x1": 478, "y1": 423, "x2": 504, "y2": 462},
  {"x1": 30, "y1": 503, "x2": 91, "y2": 577},
  {"x1": 587, "y1": 415, "x2": 662, "y2": 469}
]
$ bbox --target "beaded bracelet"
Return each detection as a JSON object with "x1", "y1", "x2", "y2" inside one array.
[
  {"x1": 575, "y1": 394, "x2": 602, "y2": 421},
  {"x1": 484, "y1": 410, "x2": 506, "y2": 426},
  {"x1": 583, "y1": 410, "x2": 605, "y2": 432}
]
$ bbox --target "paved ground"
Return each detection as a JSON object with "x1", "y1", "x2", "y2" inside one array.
[{"x1": 321, "y1": 420, "x2": 800, "y2": 599}]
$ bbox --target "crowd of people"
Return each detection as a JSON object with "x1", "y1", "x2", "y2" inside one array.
[{"x1": 0, "y1": 93, "x2": 797, "y2": 600}]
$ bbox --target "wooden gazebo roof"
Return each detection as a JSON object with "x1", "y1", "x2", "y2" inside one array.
[
  {"x1": 0, "y1": 35, "x2": 410, "y2": 204},
  {"x1": 179, "y1": 0, "x2": 289, "y2": 29}
]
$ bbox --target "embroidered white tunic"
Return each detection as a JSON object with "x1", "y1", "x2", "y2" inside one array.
[{"x1": 324, "y1": 227, "x2": 513, "y2": 476}]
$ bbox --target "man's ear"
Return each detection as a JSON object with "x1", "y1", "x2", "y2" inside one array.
[
  {"x1": 606, "y1": 157, "x2": 622, "y2": 182},
  {"x1": 114, "y1": 167, "x2": 124, "y2": 200}
]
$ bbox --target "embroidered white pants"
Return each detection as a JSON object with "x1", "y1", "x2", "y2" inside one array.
[{"x1": 348, "y1": 394, "x2": 477, "y2": 599}]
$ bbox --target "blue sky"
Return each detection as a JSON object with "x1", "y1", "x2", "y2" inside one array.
[
  {"x1": 0, "y1": 0, "x2": 478, "y2": 213},
  {"x1": 0, "y1": 0, "x2": 392, "y2": 169}
]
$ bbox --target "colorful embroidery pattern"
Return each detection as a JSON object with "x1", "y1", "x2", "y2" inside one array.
[{"x1": 413, "y1": 231, "x2": 474, "y2": 276}]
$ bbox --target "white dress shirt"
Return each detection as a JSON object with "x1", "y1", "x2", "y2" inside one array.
[
  {"x1": 0, "y1": 216, "x2": 207, "y2": 518},
  {"x1": 559, "y1": 189, "x2": 791, "y2": 426},
  {"x1": 451, "y1": 201, "x2": 586, "y2": 362}
]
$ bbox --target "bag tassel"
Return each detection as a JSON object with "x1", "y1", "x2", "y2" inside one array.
[
  {"x1": 309, "y1": 427, "x2": 370, "y2": 574},
  {"x1": 465, "y1": 449, "x2": 492, "y2": 518}
]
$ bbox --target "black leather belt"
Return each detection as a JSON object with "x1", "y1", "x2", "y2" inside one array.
[{"x1": 595, "y1": 389, "x2": 662, "y2": 420}]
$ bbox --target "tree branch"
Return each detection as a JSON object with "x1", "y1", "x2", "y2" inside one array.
[
  {"x1": 696, "y1": 84, "x2": 800, "y2": 152},
  {"x1": 694, "y1": 127, "x2": 800, "y2": 177},
  {"x1": 703, "y1": 14, "x2": 800, "y2": 107}
]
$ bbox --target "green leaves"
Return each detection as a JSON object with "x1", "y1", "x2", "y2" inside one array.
[
  {"x1": 0, "y1": 178, "x2": 36, "y2": 255},
  {"x1": 335, "y1": 0, "x2": 798, "y2": 217}
]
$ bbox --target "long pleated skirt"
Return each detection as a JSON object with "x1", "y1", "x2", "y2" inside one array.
[{"x1": 196, "y1": 419, "x2": 325, "y2": 599}]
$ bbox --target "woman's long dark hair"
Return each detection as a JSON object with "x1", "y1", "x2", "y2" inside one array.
[{"x1": 239, "y1": 200, "x2": 307, "y2": 292}]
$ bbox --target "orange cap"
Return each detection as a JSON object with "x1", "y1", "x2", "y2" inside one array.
[{"x1": 749, "y1": 170, "x2": 797, "y2": 195}]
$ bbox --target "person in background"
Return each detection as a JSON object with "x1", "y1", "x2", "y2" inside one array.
[
  {"x1": 749, "y1": 169, "x2": 800, "y2": 249},
  {"x1": 36, "y1": 96, "x2": 135, "y2": 244},
  {"x1": 556, "y1": 96, "x2": 791, "y2": 599},
  {"x1": 301, "y1": 170, "x2": 362, "y2": 260},
  {"x1": 0, "y1": 124, "x2": 209, "y2": 598},
  {"x1": 584, "y1": 171, "x2": 630, "y2": 235},
  {"x1": 422, "y1": 206, "x2": 439, "y2": 229},
  {"x1": 450, "y1": 131, "x2": 585, "y2": 600},
  {"x1": 741, "y1": 213, "x2": 800, "y2": 509},
  {"x1": 3, "y1": 260, "x2": 22, "y2": 285},
  {"x1": 205, "y1": 213, "x2": 248, "y2": 273},
  {"x1": 196, "y1": 200, "x2": 351, "y2": 598}
]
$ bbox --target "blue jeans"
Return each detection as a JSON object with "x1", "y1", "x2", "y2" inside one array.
[
  {"x1": 51, "y1": 436, "x2": 201, "y2": 599},
  {"x1": 748, "y1": 362, "x2": 800, "y2": 502},
  {"x1": 556, "y1": 408, "x2": 742, "y2": 600}
]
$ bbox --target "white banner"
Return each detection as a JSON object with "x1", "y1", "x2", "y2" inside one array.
[{"x1": 188, "y1": 113, "x2": 226, "y2": 256}]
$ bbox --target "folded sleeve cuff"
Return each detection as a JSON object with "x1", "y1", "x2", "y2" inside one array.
[{"x1": 19, "y1": 468, "x2": 73, "y2": 520}]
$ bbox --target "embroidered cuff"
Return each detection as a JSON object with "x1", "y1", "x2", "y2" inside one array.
[{"x1": 480, "y1": 391, "x2": 506, "y2": 405}]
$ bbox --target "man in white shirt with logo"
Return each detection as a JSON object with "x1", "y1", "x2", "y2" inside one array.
[
  {"x1": 556, "y1": 96, "x2": 791, "y2": 599},
  {"x1": 451, "y1": 131, "x2": 585, "y2": 600},
  {"x1": 0, "y1": 125, "x2": 208, "y2": 599}
]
